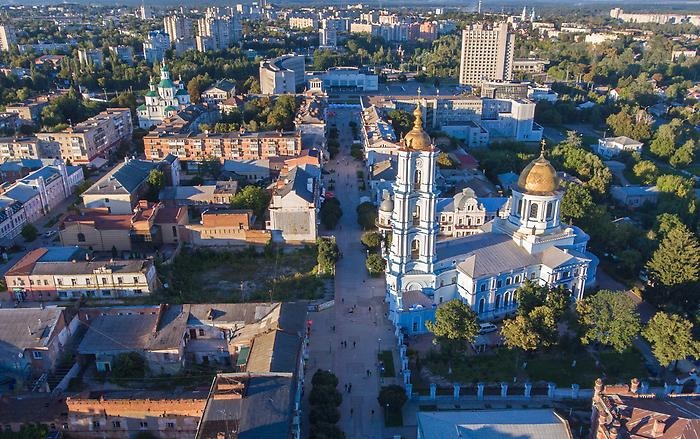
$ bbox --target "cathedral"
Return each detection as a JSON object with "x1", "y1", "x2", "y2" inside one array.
[
  {"x1": 137, "y1": 61, "x2": 192, "y2": 129},
  {"x1": 377, "y1": 104, "x2": 598, "y2": 334}
]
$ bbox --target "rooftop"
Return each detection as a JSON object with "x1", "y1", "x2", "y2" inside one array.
[{"x1": 0, "y1": 307, "x2": 66, "y2": 351}]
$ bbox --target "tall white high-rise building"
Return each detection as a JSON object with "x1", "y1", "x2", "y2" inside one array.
[
  {"x1": 139, "y1": 4, "x2": 152, "y2": 20},
  {"x1": 319, "y1": 20, "x2": 337, "y2": 48},
  {"x1": 459, "y1": 22, "x2": 514, "y2": 88},
  {"x1": 0, "y1": 24, "x2": 16, "y2": 52},
  {"x1": 196, "y1": 15, "x2": 241, "y2": 52}
]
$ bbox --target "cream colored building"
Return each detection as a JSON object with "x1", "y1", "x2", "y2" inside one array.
[
  {"x1": 259, "y1": 54, "x2": 305, "y2": 95},
  {"x1": 459, "y1": 22, "x2": 514, "y2": 87},
  {"x1": 0, "y1": 24, "x2": 16, "y2": 52}
]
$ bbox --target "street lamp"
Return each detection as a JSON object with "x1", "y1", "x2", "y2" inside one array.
[{"x1": 377, "y1": 338, "x2": 381, "y2": 354}]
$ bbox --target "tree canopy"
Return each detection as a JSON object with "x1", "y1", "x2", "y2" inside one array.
[
  {"x1": 425, "y1": 299, "x2": 479, "y2": 354},
  {"x1": 642, "y1": 312, "x2": 700, "y2": 367},
  {"x1": 576, "y1": 290, "x2": 641, "y2": 352}
]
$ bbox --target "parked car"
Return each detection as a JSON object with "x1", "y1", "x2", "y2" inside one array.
[
  {"x1": 44, "y1": 230, "x2": 57, "y2": 238},
  {"x1": 478, "y1": 322, "x2": 498, "y2": 334}
]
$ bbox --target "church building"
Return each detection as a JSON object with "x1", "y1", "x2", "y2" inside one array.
[
  {"x1": 378, "y1": 104, "x2": 598, "y2": 334},
  {"x1": 137, "y1": 61, "x2": 192, "y2": 129}
]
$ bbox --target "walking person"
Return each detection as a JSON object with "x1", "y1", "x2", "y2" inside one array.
[{"x1": 353, "y1": 341, "x2": 356, "y2": 349}]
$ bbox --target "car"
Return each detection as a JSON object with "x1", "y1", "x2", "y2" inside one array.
[
  {"x1": 44, "y1": 230, "x2": 57, "y2": 238},
  {"x1": 478, "y1": 323, "x2": 498, "y2": 334}
]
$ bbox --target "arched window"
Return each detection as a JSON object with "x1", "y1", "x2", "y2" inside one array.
[
  {"x1": 546, "y1": 202, "x2": 554, "y2": 220},
  {"x1": 480, "y1": 283, "x2": 486, "y2": 292},
  {"x1": 504, "y1": 291, "x2": 511, "y2": 308},
  {"x1": 414, "y1": 169, "x2": 421, "y2": 186},
  {"x1": 514, "y1": 275, "x2": 520, "y2": 283},
  {"x1": 506, "y1": 277, "x2": 511, "y2": 285},
  {"x1": 411, "y1": 239, "x2": 420, "y2": 260},
  {"x1": 77, "y1": 233, "x2": 86, "y2": 243},
  {"x1": 517, "y1": 199, "x2": 523, "y2": 217},
  {"x1": 413, "y1": 204, "x2": 420, "y2": 226},
  {"x1": 478, "y1": 298, "x2": 485, "y2": 314},
  {"x1": 495, "y1": 294, "x2": 501, "y2": 309},
  {"x1": 529, "y1": 203, "x2": 539, "y2": 219}
]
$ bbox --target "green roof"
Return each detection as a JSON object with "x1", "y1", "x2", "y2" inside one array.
[
  {"x1": 159, "y1": 78, "x2": 174, "y2": 88},
  {"x1": 145, "y1": 90, "x2": 159, "y2": 97},
  {"x1": 137, "y1": 104, "x2": 146, "y2": 110},
  {"x1": 164, "y1": 105, "x2": 177, "y2": 111},
  {"x1": 176, "y1": 88, "x2": 188, "y2": 95}
]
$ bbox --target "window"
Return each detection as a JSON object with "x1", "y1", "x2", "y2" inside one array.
[
  {"x1": 410, "y1": 239, "x2": 420, "y2": 260},
  {"x1": 139, "y1": 422, "x2": 148, "y2": 428},
  {"x1": 117, "y1": 277, "x2": 123, "y2": 284},
  {"x1": 112, "y1": 421, "x2": 121, "y2": 428},
  {"x1": 32, "y1": 351, "x2": 43, "y2": 359},
  {"x1": 77, "y1": 233, "x2": 85, "y2": 242},
  {"x1": 480, "y1": 284, "x2": 486, "y2": 292},
  {"x1": 495, "y1": 294, "x2": 501, "y2": 309},
  {"x1": 92, "y1": 421, "x2": 100, "y2": 429},
  {"x1": 102, "y1": 277, "x2": 107, "y2": 284},
  {"x1": 167, "y1": 422, "x2": 175, "y2": 428},
  {"x1": 414, "y1": 169, "x2": 421, "y2": 186},
  {"x1": 496, "y1": 280, "x2": 502, "y2": 288},
  {"x1": 529, "y1": 203, "x2": 539, "y2": 219},
  {"x1": 71, "y1": 278, "x2": 77, "y2": 286},
  {"x1": 199, "y1": 329, "x2": 205, "y2": 336},
  {"x1": 514, "y1": 275, "x2": 520, "y2": 283},
  {"x1": 133, "y1": 276, "x2": 139, "y2": 284},
  {"x1": 546, "y1": 202, "x2": 554, "y2": 220},
  {"x1": 43, "y1": 280, "x2": 48, "y2": 285},
  {"x1": 517, "y1": 199, "x2": 523, "y2": 216},
  {"x1": 478, "y1": 298, "x2": 485, "y2": 313},
  {"x1": 86, "y1": 278, "x2": 91, "y2": 285},
  {"x1": 506, "y1": 277, "x2": 511, "y2": 285},
  {"x1": 412, "y1": 204, "x2": 420, "y2": 226}
]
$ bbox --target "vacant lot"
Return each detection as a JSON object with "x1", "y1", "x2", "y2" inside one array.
[{"x1": 158, "y1": 246, "x2": 326, "y2": 303}]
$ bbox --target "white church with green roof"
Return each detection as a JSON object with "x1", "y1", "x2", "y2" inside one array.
[{"x1": 137, "y1": 61, "x2": 191, "y2": 129}]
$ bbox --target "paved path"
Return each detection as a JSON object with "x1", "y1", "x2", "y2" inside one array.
[{"x1": 302, "y1": 108, "x2": 398, "y2": 439}]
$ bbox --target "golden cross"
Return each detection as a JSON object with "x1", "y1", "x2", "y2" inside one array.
[{"x1": 540, "y1": 139, "x2": 547, "y2": 155}]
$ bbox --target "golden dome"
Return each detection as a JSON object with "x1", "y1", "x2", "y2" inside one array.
[
  {"x1": 517, "y1": 148, "x2": 560, "y2": 195},
  {"x1": 403, "y1": 103, "x2": 432, "y2": 150}
]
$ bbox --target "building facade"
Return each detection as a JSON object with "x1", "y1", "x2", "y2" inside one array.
[
  {"x1": 0, "y1": 24, "x2": 17, "y2": 51},
  {"x1": 459, "y1": 22, "x2": 514, "y2": 87},
  {"x1": 259, "y1": 54, "x2": 305, "y2": 95},
  {"x1": 381, "y1": 107, "x2": 596, "y2": 334},
  {"x1": 137, "y1": 62, "x2": 192, "y2": 129}
]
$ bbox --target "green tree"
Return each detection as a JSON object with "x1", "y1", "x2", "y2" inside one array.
[
  {"x1": 110, "y1": 352, "x2": 146, "y2": 380},
  {"x1": 365, "y1": 253, "x2": 385, "y2": 275},
  {"x1": 378, "y1": 385, "x2": 408, "y2": 412},
  {"x1": 632, "y1": 160, "x2": 659, "y2": 184},
  {"x1": 425, "y1": 299, "x2": 479, "y2": 354},
  {"x1": 650, "y1": 122, "x2": 678, "y2": 159},
  {"x1": 560, "y1": 183, "x2": 595, "y2": 223},
  {"x1": 642, "y1": 312, "x2": 700, "y2": 368},
  {"x1": 387, "y1": 109, "x2": 413, "y2": 137},
  {"x1": 20, "y1": 224, "x2": 38, "y2": 242},
  {"x1": 436, "y1": 152, "x2": 456, "y2": 168},
  {"x1": 317, "y1": 237, "x2": 339, "y2": 275},
  {"x1": 606, "y1": 107, "x2": 652, "y2": 140},
  {"x1": 356, "y1": 202, "x2": 378, "y2": 230},
  {"x1": 501, "y1": 312, "x2": 550, "y2": 352},
  {"x1": 146, "y1": 168, "x2": 165, "y2": 201},
  {"x1": 669, "y1": 139, "x2": 695, "y2": 168},
  {"x1": 320, "y1": 198, "x2": 343, "y2": 230},
  {"x1": 361, "y1": 231, "x2": 382, "y2": 249},
  {"x1": 576, "y1": 290, "x2": 641, "y2": 352},
  {"x1": 516, "y1": 281, "x2": 569, "y2": 320},
  {"x1": 646, "y1": 224, "x2": 700, "y2": 289},
  {"x1": 230, "y1": 185, "x2": 271, "y2": 219}
]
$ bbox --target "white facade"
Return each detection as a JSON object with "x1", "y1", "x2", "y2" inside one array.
[
  {"x1": 143, "y1": 31, "x2": 170, "y2": 65},
  {"x1": 596, "y1": 136, "x2": 643, "y2": 159},
  {"x1": 260, "y1": 54, "x2": 305, "y2": 95},
  {"x1": 384, "y1": 109, "x2": 596, "y2": 333},
  {"x1": 307, "y1": 67, "x2": 379, "y2": 92},
  {"x1": 136, "y1": 62, "x2": 191, "y2": 129}
]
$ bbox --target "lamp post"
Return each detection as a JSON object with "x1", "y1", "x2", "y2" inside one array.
[{"x1": 377, "y1": 338, "x2": 381, "y2": 355}]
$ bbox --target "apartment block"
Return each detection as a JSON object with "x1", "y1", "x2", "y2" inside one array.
[
  {"x1": 143, "y1": 130, "x2": 302, "y2": 163},
  {"x1": 36, "y1": 108, "x2": 133, "y2": 166},
  {"x1": 0, "y1": 137, "x2": 59, "y2": 160},
  {"x1": 4, "y1": 247, "x2": 159, "y2": 301},
  {"x1": 459, "y1": 22, "x2": 515, "y2": 87},
  {"x1": 164, "y1": 15, "x2": 194, "y2": 44},
  {"x1": 0, "y1": 24, "x2": 16, "y2": 51},
  {"x1": 77, "y1": 48, "x2": 104, "y2": 68}
]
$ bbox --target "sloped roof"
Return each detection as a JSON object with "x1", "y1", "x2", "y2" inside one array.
[
  {"x1": 3, "y1": 183, "x2": 39, "y2": 203},
  {"x1": 0, "y1": 307, "x2": 66, "y2": 351},
  {"x1": 84, "y1": 159, "x2": 159, "y2": 196},
  {"x1": 277, "y1": 166, "x2": 314, "y2": 203}
]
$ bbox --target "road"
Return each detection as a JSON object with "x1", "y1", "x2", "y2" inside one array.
[{"x1": 302, "y1": 107, "x2": 398, "y2": 439}]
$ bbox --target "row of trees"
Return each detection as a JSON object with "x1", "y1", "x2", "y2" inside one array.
[
  {"x1": 428, "y1": 283, "x2": 699, "y2": 371},
  {"x1": 309, "y1": 370, "x2": 344, "y2": 439},
  {"x1": 200, "y1": 95, "x2": 299, "y2": 134}
]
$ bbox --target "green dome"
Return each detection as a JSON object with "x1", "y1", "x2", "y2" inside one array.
[
  {"x1": 137, "y1": 104, "x2": 146, "y2": 110},
  {"x1": 176, "y1": 88, "x2": 189, "y2": 96},
  {"x1": 164, "y1": 105, "x2": 177, "y2": 112},
  {"x1": 159, "y1": 78, "x2": 175, "y2": 88},
  {"x1": 145, "y1": 90, "x2": 159, "y2": 97}
]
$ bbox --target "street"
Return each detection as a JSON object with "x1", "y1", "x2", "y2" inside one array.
[{"x1": 303, "y1": 107, "x2": 399, "y2": 439}]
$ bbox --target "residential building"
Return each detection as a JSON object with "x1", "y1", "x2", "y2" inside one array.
[
  {"x1": 267, "y1": 166, "x2": 319, "y2": 242},
  {"x1": 591, "y1": 378, "x2": 700, "y2": 438},
  {"x1": 417, "y1": 409, "x2": 572, "y2": 439},
  {"x1": 459, "y1": 22, "x2": 515, "y2": 87},
  {"x1": 382, "y1": 107, "x2": 596, "y2": 334},
  {"x1": 611, "y1": 185, "x2": 660, "y2": 208},
  {"x1": 81, "y1": 158, "x2": 165, "y2": 214},
  {"x1": 201, "y1": 80, "x2": 237, "y2": 105},
  {"x1": 2, "y1": 161, "x2": 84, "y2": 223},
  {"x1": 0, "y1": 307, "x2": 76, "y2": 379},
  {"x1": 295, "y1": 96, "x2": 327, "y2": 152},
  {"x1": 0, "y1": 137, "x2": 59, "y2": 160},
  {"x1": 289, "y1": 14, "x2": 318, "y2": 29},
  {"x1": 259, "y1": 54, "x2": 306, "y2": 95},
  {"x1": 143, "y1": 30, "x2": 171, "y2": 65},
  {"x1": 0, "y1": 157, "x2": 46, "y2": 183},
  {"x1": 585, "y1": 33, "x2": 618, "y2": 45},
  {"x1": 359, "y1": 98, "x2": 401, "y2": 163},
  {"x1": 109, "y1": 45, "x2": 135, "y2": 65},
  {"x1": 160, "y1": 181, "x2": 239, "y2": 207},
  {"x1": 137, "y1": 62, "x2": 192, "y2": 129},
  {"x1": 197, "y1": 373, "x2": 299, "y2": 439},
  {"x1": 528, "y1": 85, "x2": 559, "y2": 102},
  {"x1": 610, "y1": 8, "x2": 700, "y2": 26},
  {"x1": 672, "y1": 49, "x2": 697, "y2": 61},
  {"x1": 143, "y1": 130, "x2": 302, "y2": 164},
  {"x1": 4, "y1": 247, "x2": 159, "y2": 301},
  {"x1": 4, "y1": 95, "x2": 52, "y2": 126},
  {"x1": 596, "y1": 136, "x2": 643, "y2": 158},
  {"x1": 0, "y1": 24, "x2": 17, "y2": 52},
  {"x1": 77, "y1": 48, "x2": 104, "y2": 68},
  {"x1": 307, "y1": 67, "x2": 379, "y2": 93},
  {"x1": 36, "y1": 108, "x2": 133, "y2": 166},
  {"x1": 183, "y1": 209, "x2": 271, "y2": 246},
  {"x1": 164, "y1": 14, "x2": 194, "y2": 45},
  {"x1": 319, "y1": 21, "x2": 338, "y2": 48},
  {"x1": 59, "y1": 201, "x2": 187, "y2": 251},
  {"x1": 66, "y1": 390, "x2": 206, "y2": 439},
  {"x1": 139, "y1": 4, "x2": 153, "y2": 20},
  {"x1": 196, "y1": 16, "x2": 241, "y2": 51},
  {"x1": 221, "y1": 159, "x2": 271, "y2": 182}
]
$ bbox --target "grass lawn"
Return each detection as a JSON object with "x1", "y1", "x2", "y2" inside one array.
[
  {"x1": 597, "y1": 348, "x2": 650, "y2": 382},
  {"x1": 157, "y1": 246, "x2": 325, "y2": 303},
  {"x1": 384, "y1": 408, "x2": 403, "y2": 427},
  {"x1": 379, "y1": 350, "x2": 396, "y2": 378}
]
